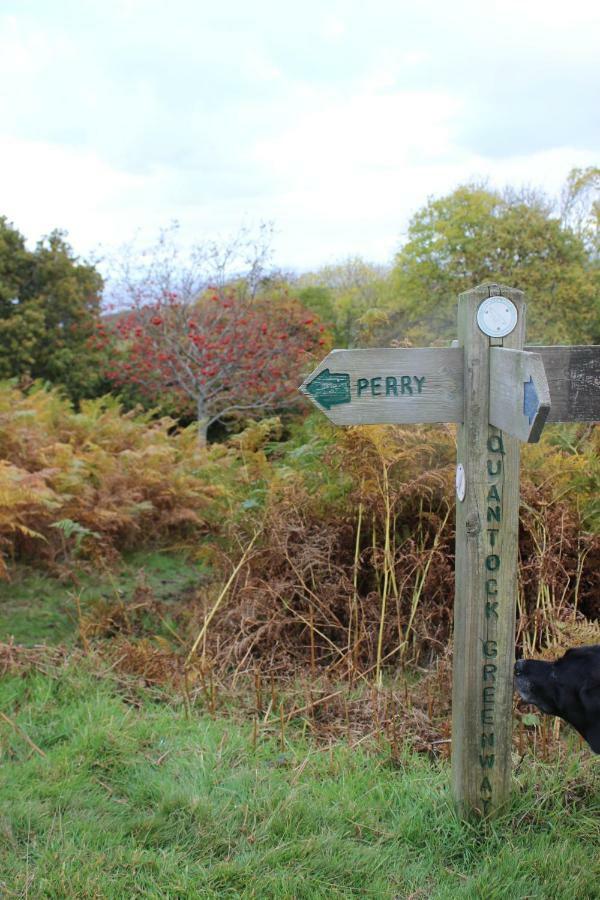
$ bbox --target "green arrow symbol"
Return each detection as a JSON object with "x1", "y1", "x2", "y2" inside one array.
[{"x1": 306, "y1": 368, "x2": 351, "y2": 410}]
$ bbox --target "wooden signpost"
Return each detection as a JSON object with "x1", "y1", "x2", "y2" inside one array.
[{"x1": 299, "y1": 281, "x2": 600, "y2": 817}]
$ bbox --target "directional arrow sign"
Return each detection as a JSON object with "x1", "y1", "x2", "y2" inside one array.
[
  {"x1": 489, "y1": 347, "x2": 551, "y2": 442},
  {"x1": 299, "y1": 348, "x2": 464, "y2": 426}
]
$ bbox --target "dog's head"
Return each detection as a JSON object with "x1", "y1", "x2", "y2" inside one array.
[{"x1": 514, "y1": 645, "x2": 600, "y2": 753}]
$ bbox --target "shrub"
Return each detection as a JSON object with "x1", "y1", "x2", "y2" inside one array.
[{"x1": 0, "y1": 382, "x2": 221, "y2": 573}]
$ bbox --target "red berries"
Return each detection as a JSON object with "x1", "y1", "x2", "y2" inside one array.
[{"x1": 101, "y1": 292, "x2": 330, "y2": 421}]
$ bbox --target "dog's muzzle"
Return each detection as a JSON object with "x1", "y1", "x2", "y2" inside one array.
[
  {"x1": 514, "y1": 659, "x2": 527, "y2": 677},
  {"x1": 514, "y1": 660, "x2": 536, "y2": 703}
]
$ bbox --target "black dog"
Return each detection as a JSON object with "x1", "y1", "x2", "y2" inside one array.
[{"x1": 514, "y1": 645, "x2": 600, "y2": 753}]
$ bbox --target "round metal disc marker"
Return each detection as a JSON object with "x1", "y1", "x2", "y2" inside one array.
[{"x1": 476, "y1": 296, "x2": 518, "y2": 338}]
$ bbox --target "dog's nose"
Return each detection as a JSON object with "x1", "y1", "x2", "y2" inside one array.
[{"x1": 514, "y1": 659, "x2": 526, "y2": 676}]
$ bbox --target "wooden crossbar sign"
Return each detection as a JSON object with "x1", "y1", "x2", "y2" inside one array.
[{"x1": 299, "y1": 282, "x2": 600, "y2": 818}]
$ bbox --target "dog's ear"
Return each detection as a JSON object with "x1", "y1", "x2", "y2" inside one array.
[{"x1": 580, "y1": 685, "x2": 600, "y2": 754}]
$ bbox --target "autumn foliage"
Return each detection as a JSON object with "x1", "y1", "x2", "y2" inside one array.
[
  {"x1": 98, "y1": 288, "x2": 329, "y2": 439},
  {"x1": 0, "y1": 383, "x2": 220, "y2": 575}
]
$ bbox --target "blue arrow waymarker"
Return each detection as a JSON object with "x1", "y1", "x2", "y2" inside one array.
[
  {"x1": 306, "y1": 368, "x2": 351, "y2": 410},
  {"x1": 523, "y1": 376, "x2": 539, "y2": 425}
]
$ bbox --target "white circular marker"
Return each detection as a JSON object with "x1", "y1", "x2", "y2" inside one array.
[
  {"x1": 456, "y1": 464, "x2": 466, "y2": 502},
  {"x1": 476, "y1": 296, "x2": 518, "y2": 338}
]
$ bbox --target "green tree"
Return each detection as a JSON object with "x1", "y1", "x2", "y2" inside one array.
[
  {"x1": 0, "y1": 219, "x2": 105, "y2": 400},
  {"x1": 560, "y1": 166, "x2": 600, "y2": 259},
  {"x1": 390, "y1": 183, "x2": 599, "y2": 345},
  {"x1": 297, "y1": 285, "x2": 337, "y2": 331},
  {"x1": 299, "y1": 257, "x2": 393, "y2": 347}
]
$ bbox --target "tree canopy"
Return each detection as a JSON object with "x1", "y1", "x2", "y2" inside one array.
[
  {"x1": 0, "y1": 218, "x2": 104, "y2": 400},
  {"x1": 102, "y1": 288, "x2": 327, "y2": 443},
  {"x1": 100, "y1": 226, "x2": 329, "y2": 441},
  {"x1": 560, "y1": 166, "x2": 600, "y2": 259},
  {"x1": 298, "y1": 257, "x2": 392, "y2": 347},
  {"x1": 389, "y1": 183, "x2": 599, "y2": 346}
]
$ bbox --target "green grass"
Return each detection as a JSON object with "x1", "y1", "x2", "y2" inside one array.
[
  {"x1": 0, "y1": 551, "x2": 204, "y2": 646},
  {"x1": 1, "y1": 557, "x2": 600, "y2": 898},
  {"x1": 1, "y1": 663, "x2": 599, "y2": 899}
]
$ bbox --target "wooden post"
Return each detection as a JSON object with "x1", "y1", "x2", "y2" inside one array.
[
  {"x1": 299, "y1": 278, "x2": 599, "y2": 820},
  {"x1": 452, "y1": 282, "x2": 525, "y2": 817}
]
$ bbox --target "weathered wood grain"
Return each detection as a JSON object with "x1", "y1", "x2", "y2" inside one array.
[
  {"x1": 452, "y1": 282, "x2": 523, "y2": 818},
  {"x1": 490, "y1": 348, "x2": 551, "y2": 442},
  {"x1": 299, "y1": 347, "x2": 463, "y2": 425},
  {"x1": 300, "y1": 345, "x2": 599, "y2": 428},
  {"x1": 528, "y1": 345, "x2": 600, "y2": 423}
]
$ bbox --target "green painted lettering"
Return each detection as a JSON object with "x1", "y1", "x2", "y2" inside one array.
[
  {"x1": 400, "y1": 375, "x2": 413, "y2": 394},
  {"x1": 486, "y1": 554, "x2": 500, "y2": 571},
  {"x1": 481, "y1": 732, "x2": 495, "y2": 748},
  {"x1": 483, "y1": 664, "x2": 497, "y2": 682},
  {"x1": 414, "y1": 375, "x2": 425, "y2": 393},
  {"x1": 483, "y1": 640, "x2": 497, "y2": 658},
  {"x1": 487, "y1": 506, "x2": 501, "y2": 523},
  {"x1": 488, "y1": 529, "x2": 498, "y2": 547},
  {"x1": 485, "y1": 578, "x2": 497, "y2": 595},
  {"x1": 483, "y1": 686, "x2": 495, "y2": 703},
  {"x1": 485, "y1": 601, "x2": 499, "y2": 619},
  {"x1": 487, "y1": 434, "x2": 505, "y2": 454},
  {"x1": 357, "y1": 378, "x2": 369, "y2": 397},
  {"x1": 487, "y1": 484, "x2": 501, "y2": 502},
  {"x1": 479, "y1": 753, "x2": 495, "y2": 768},
  {"x1": 482, "y1": 798, "x2": 492, "y2": 815},
  {"x1": 481, "y1": 708, "x2": 494, "y2": 725},
  {"x1": 480, "y1": 777, "x2": 493, "y2": 795},
  {"x1": 371, "y1": 377, "x2": 382, "y2": 396},
  {"x1": 385, "y1": 376, "x2": 398, "y2": 396},
  {"x1": 488, "y1": 459, "x2": 502, "y2": 476}
]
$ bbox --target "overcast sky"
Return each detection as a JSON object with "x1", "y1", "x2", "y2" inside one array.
[{"x1": 0, "y1": 0, "x2": 598, "y2": 274}]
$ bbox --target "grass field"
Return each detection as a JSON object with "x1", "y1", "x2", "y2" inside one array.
[
  {"x1": 1, "y1": 557, "x2": 600, "y2": 899},
  {"x1": 0, "y1": 552, "x2": 203, "y2": 648}
]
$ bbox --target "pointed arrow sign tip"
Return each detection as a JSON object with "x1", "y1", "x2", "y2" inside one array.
[{"x1": 490, "y1": 348, "x2": 550, "y2": 442}]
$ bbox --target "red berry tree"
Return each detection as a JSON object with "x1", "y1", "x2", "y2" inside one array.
[{"x1": 101, "y1": 288, "x2": 328, "y2": 444}]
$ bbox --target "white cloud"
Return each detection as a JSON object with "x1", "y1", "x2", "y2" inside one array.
[
  {"x1": 254, "y1": 88, "x2": 463, "y2": 181},
  {"x1": 320, "y1": 14, "x2": 347, "y2": 41},
  {"x1": 0, "y1": 0, "x2": 596, "y2": 275},
  {"x1": 0, "y1": 14, "x2": 61, "y2": 76},
  {"x1": 0, "y1": 137, "x2": 149, "y2": 249}
]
